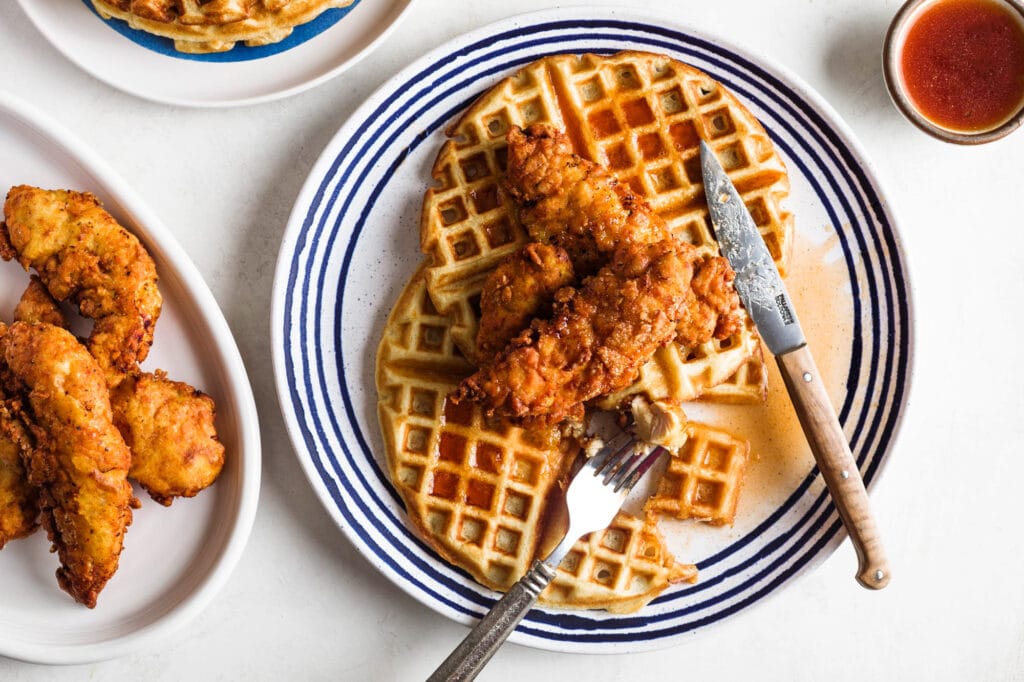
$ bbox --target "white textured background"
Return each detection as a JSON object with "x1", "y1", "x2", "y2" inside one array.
[{"x1": 1, "y1": 0, "x2": 1022, "y2": 679}]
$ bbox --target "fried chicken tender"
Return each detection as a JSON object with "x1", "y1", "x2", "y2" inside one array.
[
  {"x1": 504, "y1": 125, "x2": 674, "y2": 276},
  {"x1": 676, "y1": 254, "x2": 745, "y2": 346},
  {"x1": 14, "y1": 275, "x2": 67, "y2": 327},
  {"x1": 456, "y1": 125, "x2": 744, "y2": 423},
  {"x1": 0, "y1": 398, "x2": 37, "y2": 549},
  {"x1": 476, "y1": 242, "x2": 575, "y2": 366},
  {"x1": 505, "y1": 125, "x2": 742, "y2": 346},
  {"x1": 12, "y1": 279, "x2": 224, "y2": 506},
  {"x1": 110, "y1": 371, "x2": 224, "y2": 506},
  {"x1": 456, "y1": 242, "x2": 696, "y2": 424},
  {"x1": 1, "y1": 186, "x2": 162, "y2": 379},
  {"x1": 1, "y1": 322, "x2": 133, "y2": 608}
]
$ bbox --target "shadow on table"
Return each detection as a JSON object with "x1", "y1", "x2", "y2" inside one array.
[
  {"x1": 821, "y1": 9, "x2": 899, "y2": 124},
  {"x1": 224, "y1": 77, "x2": 433, "y2": 613}
]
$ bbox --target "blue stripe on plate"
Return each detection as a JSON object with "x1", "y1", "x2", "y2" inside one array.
[
  {"x1": 280, "y1": 16, "x2": 909, "y2": 648},
  {"x1": 80, "y1": 0, "x2": 359, "y2": 62}
]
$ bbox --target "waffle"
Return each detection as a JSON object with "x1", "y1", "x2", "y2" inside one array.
[
  {"x1": 420, "y1": 51, "x2": 792, "y2": 406},
  {"x1": 644, "y1": 422, "x2": 750, "y2": 526},
  {"x1": 594, "y1": 317, "x2": 766, "y2": 410},
  {"x1": 695, "y1": 343, "x2": 770, "y2": 405},
  {"x1": 540, "y1": 510, "x2": 696, "y2": 613},
  {"x1": 90, "y1": 0, "x2": 353, "y2": 54},
  {"x1": 377, "y1": 265, "x2": 689, "y2": 611}
]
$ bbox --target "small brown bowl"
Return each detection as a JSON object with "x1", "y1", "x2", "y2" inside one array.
[{"x1": 883, "y1": 0, "x2": 1024, "y2": 144}]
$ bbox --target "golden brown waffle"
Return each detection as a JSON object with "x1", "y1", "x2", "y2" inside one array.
[
  {"x1": 697, "y1": 343, "x2": 769, "y2": 405},
  {"x1": 90, "y1": 0, "x2": 353, "y2": 54},
  {"x1": 644, "y1": 422, "x2": 750, "y2": 526},
  {"x1": 377, "y1": 264, "x2": 571, "y2": 591},
  {"x1": 594, "y1": 317, "x2": 765, "y2": 410},
  {"x1": 540, "y1": 511, "x2": 696, "y2": 613},
  {"x1": 378, "y1": 265, "x2": 691, "y2": 611},
  {"x1": 420, "y1": 51, "x2": 792, "y2": 405}
]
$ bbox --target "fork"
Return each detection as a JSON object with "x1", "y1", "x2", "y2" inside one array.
[{"x1": 427, "y1": 431, "x2": 667, "y2": 682}]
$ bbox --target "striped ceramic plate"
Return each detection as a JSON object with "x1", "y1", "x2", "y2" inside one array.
[{"x1": 271, "y1": 8, "x2": 913, "y2": 653}]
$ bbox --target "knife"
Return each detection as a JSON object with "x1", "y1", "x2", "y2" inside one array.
[{"x1": 699, "y1": 140, "x2": 890, "y2": 590}]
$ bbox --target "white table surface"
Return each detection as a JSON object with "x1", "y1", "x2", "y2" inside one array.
[{"x1": 1, "y1": 1, "x2": 1021, "y2": 679}]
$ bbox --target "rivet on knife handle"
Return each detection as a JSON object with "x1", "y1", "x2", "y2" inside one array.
[{"x1": 776, "y1": 345, "x2": 890, "y2": 589}]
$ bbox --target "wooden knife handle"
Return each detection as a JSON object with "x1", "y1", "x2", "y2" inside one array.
[{"x1": 777, "y1": 345, "x2": 890, "y2": 590}]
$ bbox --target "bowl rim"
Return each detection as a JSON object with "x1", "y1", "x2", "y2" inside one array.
[{"x1": 882, "y1": 0, "x2": 1024, "y2": 145}]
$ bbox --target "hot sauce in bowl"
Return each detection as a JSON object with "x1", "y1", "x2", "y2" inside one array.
[{"x1": 885, "y1": 0, "x2": 1024, "y2": 143}]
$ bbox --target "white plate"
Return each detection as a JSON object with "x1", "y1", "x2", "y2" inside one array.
[
  {"x1": 272, "y1": 8, "x2": 913, "y2": 654},
  {"x1": 15, "y1": 0, "x2": 415, "y2": 108},
  {"x1": 0, "y1": 91, "x2": 261, "y2": 664}
]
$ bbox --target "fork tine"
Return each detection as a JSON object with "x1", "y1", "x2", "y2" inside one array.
[
  {"x1": 611, "y1": 446, "x2": 667, "y2": 492},
  {"x1": 591, "y1": 433, "x2": 636, "y2": 477},
  {"x1": 600, "y1": 446, "x2": 640, "y2": 484}
]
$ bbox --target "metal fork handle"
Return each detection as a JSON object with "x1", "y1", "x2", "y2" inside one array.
[{"x1": 427, "y1": 560, "x2": 557, "y2": 682}]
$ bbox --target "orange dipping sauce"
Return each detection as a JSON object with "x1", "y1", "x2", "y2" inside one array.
[{"x1": 900, "y1": 0, "x2": 1024, "y2": 132}]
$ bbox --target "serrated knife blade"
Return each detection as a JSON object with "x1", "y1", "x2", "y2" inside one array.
[{"x1": 699, "y1": 139, "x2": 890, "y2": 590}]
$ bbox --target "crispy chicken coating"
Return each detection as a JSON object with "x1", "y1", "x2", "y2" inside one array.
[
  {"x1": 1, "y1": 322, "x2": 133, "y2": 608},
  {"x1": 0, "y1": 398, "x2": 37, "y2": 549},
  {"x1": 12, "y1": 278, "x2": 224, "y2": 506},
  {"x1": 677, "y1": 254, "x2": 744, "y2": 346},
  {"x1": 456, "y1": 242, "x2": 696, "y2": 424},
  {"x1": 110, "y1": 371, "x2": 224, "y2": 506},
  {"x1": 506, "y1": 124, "x2": 742, "y2": 346},
  {"x1": 456, "y1": 125, "x2": 743, "y2": 423},
  {"x1": 504, "y1": 125, "x2": 674, "y2": 276},
  {"x1": 476, "y1": 242, "x2": 575, "y2": 366},
  {"x1": 1, "y1": 186, "x2": 162, "y2": 379},
  {"x1": 14, "y1": 275, "x2": 67, "y2": 328}
]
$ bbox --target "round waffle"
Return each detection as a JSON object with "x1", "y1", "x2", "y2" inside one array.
[
  {"x1": 377, "y1": 265, "x2": 690, "y2": 611},
  {"x1": 91, "y1": 0, "x2": 354, "y2": 54},
  {"x1": 419, "y1": 51, "x2": 793, "y2": 405}
]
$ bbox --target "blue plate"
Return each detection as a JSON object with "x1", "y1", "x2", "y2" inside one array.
[{"x1": 80, "y1": 0, "x2": 359, "y2": 63}]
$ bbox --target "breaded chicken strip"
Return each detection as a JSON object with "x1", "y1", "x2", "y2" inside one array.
[
  {"x1": 457, "y1": 126, "x2": 744, "y2": 423},
  {"x1": 504, "y1": 125, "x2": 742, "y2": 347},
  {"x1": 110, "y1": 371, "x2": 224, "y2": 506},
  {"x1": 504, "y1": 125, "x2": 674, "y2": 277},
  {"x1": 676, "y1": 253, "x2": 744, "y2": 346},
  {"x1": 1, "y1": 186, "x2": 162, "y2": 379},
  {"x1": 14, "y1": 275, "x2": 67, "y2": 328},
  {"x1": 12, "y1": 280, "x2": 224, "y2": 506},
  {"x1": 0, "y1": 398, "x2": 37, "y2": 549},
  {"x1": 2, "y1": 322, "x2": 133, "y2": 608},
  {"x1": 456, "y1": 242, "x2": 696, "y2": 424},
  {"x1": 476, "y1": 242, "x2": 575, "y2": 366}
]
